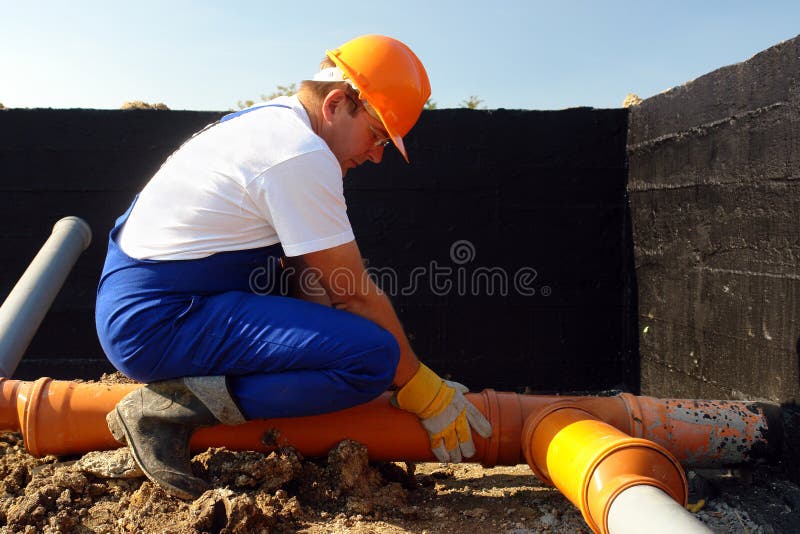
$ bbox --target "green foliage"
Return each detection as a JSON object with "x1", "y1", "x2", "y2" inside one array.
[
  {"x1": 461, "y1": 95, "x2": 484, "y2": 109},
  {"x1": 120, "y1": 101, "x2": 169, "y2": 110},
  {"x1": 237, "y1": 86, "x2": 486, "y2": 111},
  {"x1": 263, "y1": 83, "x2": 297, "y2": 100},
  {"x1": 238, "y1": 83, "x2": 298, "y2": 109}
]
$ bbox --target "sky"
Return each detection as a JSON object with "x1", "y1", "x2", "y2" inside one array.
[{"x1": 1, "y1": 1, "x2": 799, "y2": 111}]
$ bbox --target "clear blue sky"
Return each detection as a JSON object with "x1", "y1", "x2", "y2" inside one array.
[{"x1": 2, "y1": 0, "x2": 798, "y2": 111}]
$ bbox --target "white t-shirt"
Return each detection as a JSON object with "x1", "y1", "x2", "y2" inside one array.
[{"x1": 118, "y1": 96, "x2": 354, "y2": 260}]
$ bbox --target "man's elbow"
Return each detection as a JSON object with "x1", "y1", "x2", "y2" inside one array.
[{"x1": 329, "y1": 291, "x2": 372, "y2": 315}]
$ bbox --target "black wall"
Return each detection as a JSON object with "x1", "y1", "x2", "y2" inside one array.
[{"x1": 0, "y1": 106, "x2": 633, "y2": 393}]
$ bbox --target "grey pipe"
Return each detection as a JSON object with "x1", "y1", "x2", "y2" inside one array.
[
  {"x1": 607, "y1": 485, "x2": 712, "y2": 534},
  {"x1": 0, "y1": 217, "x2": 92, "y2": 377}
]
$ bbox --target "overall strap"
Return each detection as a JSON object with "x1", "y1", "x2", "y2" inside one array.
[{"x1": 219, "y1": 103, "x2": 291, "y2": 122}]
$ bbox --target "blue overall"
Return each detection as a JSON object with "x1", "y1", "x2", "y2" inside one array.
[{"x1": 95, "y1": 107, "x2": 399, "y2": 420}]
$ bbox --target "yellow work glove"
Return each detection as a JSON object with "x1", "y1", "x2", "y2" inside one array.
[{"x1": 393, "y1": 363, "x2": 492, "y2": 463}]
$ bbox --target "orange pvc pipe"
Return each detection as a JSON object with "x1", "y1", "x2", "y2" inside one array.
[
  {"x1": 522, "y1": 401, "x2": 687, "y2": 534},
  {"x1": 0, "y1": 378, "x2": 141, "y2": 457},
  {"x1": 0, "y1": 378, "x2": 780, "y2": 470},
  {"x1": 617, "y1": 394, "x2": 781, "y2": 466}
]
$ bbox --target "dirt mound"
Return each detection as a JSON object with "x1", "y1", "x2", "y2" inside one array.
[{"x1": 0, "y1": 434, "x2": 419, "y2": 533}]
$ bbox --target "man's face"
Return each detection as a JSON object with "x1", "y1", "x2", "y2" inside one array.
[{"x1": 321, "y1": 92, "x2": 390, "y2": 176}]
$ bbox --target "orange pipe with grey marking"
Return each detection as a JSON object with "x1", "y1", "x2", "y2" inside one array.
[{"x1": 0, "y1": 377, "x2": 780, "y2": 467}]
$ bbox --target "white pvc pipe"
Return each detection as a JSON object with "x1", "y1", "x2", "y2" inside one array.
[
  {"x1": 607, "y1": 484, "x2": 711, "y2": 534},
  {"x1": 0, "y1": 217, "x2": 92, "y2": 377}
]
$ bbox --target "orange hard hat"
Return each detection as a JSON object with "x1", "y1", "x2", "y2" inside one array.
[{"x1": 326, "y1": 34, "x2": 431, "y2": 162}]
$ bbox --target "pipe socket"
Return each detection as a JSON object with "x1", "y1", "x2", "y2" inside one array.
[
  {"x1": 0, "y1": 377, "x2": 139, "y2": 457},
  {"x1": 522, "y1": 401, "x2": 688, "y2": 534}
]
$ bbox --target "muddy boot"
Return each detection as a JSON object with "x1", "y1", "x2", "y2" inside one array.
[{"x1": 106, "y1": 376, "x2": 246, "y2": 500}]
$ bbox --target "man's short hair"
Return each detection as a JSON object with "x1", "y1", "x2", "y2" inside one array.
[{"x1": 297, "y1": 57, "x2": 361, "y2": 115}]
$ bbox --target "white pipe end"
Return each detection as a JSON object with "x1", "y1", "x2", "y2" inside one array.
[{"x1": 608, "y1": 484, "x2": 712, "y2": 534}]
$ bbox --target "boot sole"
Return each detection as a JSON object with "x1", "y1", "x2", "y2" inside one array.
[
  {"x1": 107, "y1": 408, "x2": 201, "y2": 501},
  {"x1": 106, "y1": 410, "x2": 127, "y2": 445}
]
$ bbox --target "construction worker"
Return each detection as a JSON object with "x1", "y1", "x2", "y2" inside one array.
[{"x1": 95, "y1": 34, "x2": 492, "y2": 499}]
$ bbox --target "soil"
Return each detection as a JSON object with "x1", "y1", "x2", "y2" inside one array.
[{"x1": 0, "y1": 375, "x2": 798, "y2": 533}]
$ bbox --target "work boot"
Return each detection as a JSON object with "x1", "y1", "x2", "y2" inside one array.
[{"x1": 106, "y1": 376, "x2": 246, "y2": 500}]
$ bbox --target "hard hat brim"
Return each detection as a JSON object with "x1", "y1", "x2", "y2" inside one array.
[{"x1": 390, "y1": 134, "x2": 409, "y2": 163}]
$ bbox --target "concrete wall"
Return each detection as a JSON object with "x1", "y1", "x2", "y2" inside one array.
[
  {"x1": 628, "y1": 35, "x2": 800, "y2": 403},
  {"x1": 0, "y1": 106, "x2": 634, "y2": 392}
]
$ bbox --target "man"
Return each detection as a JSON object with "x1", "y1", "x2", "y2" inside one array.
[{"x1": 95, "y1": 34, "x2": 491, "y2": 500}]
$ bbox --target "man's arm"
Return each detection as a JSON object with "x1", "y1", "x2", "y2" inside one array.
[
  {"x1": 294, "y1": 240, "x2": 420, "y2": 387},
  {"x1": 297, "y1": 240, "x2": 492, "y2": 462}
]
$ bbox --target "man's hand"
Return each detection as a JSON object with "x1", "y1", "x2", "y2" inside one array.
[{"x1": 393, "y1": 363, "x2": 492, "y2": 462}]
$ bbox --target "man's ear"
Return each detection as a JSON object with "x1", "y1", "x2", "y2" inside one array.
[{"x1": 321, "y1": 89, "x2": 349, "y2": 122}]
